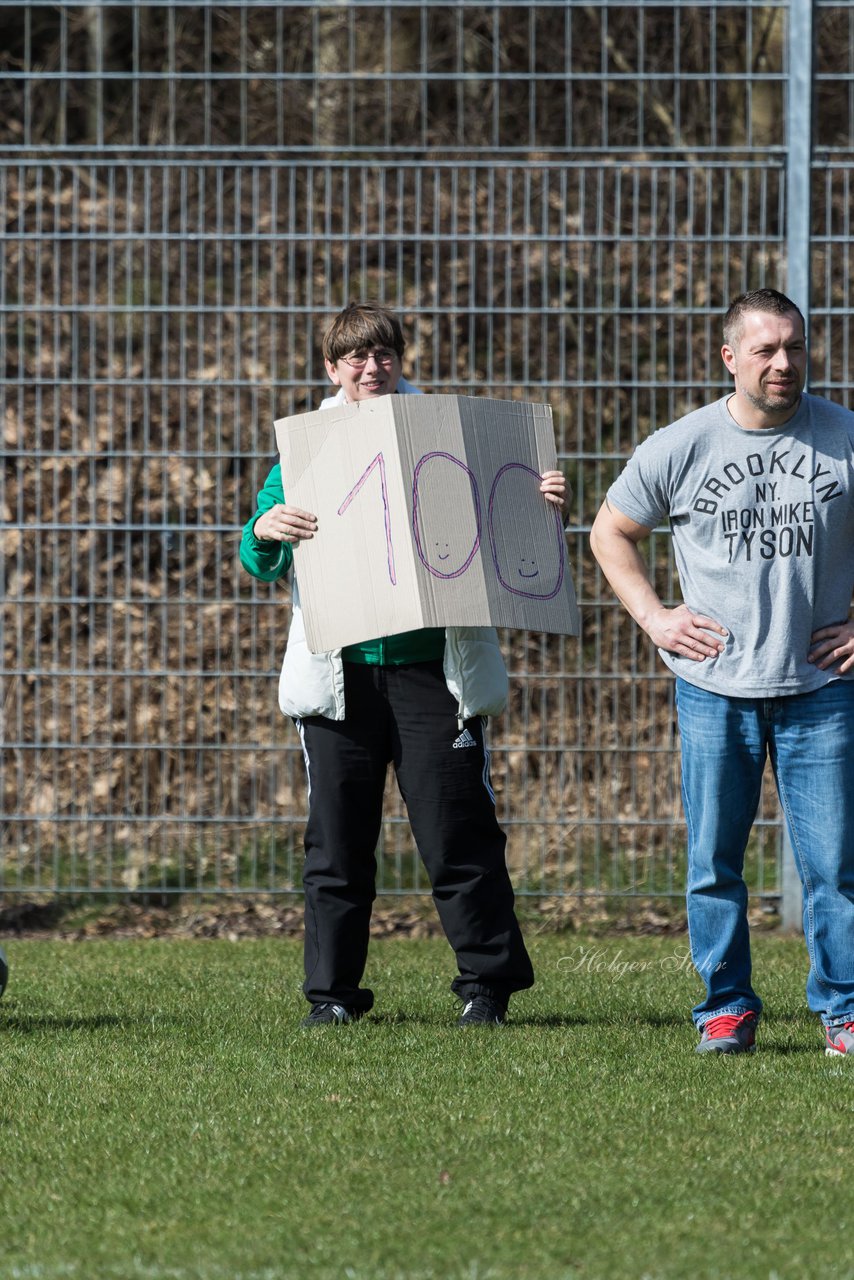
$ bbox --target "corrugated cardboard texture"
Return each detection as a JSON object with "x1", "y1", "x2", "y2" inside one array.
[{"x1": 275, "y1": 395, "x2": 580, "y2": 652}]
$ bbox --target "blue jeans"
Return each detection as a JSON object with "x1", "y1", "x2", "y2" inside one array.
[{"x1": 675, "y1": 677, "x2": 854, "y2": 1029}]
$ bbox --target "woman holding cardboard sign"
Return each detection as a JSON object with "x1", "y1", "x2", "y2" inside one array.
[{"x1": 241, "y1": 302, "x2": 565, "y2": 1028}]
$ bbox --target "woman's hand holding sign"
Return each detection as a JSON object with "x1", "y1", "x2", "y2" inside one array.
[
  {"x1": 254, "y1": 504, "x2": 318, "y2": 544},
  {"x1": 539, "y1": 470, "x2": 568, "y2": 514}
]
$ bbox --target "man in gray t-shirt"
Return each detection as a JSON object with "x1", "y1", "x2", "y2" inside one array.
[{"x1": 590, "y1": 288, "x2": 854, "y2": 1058}]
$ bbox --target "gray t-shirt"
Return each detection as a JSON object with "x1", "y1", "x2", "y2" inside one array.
[{"x1": 607, "y1": 393, "x2": 854, "y2": 696}]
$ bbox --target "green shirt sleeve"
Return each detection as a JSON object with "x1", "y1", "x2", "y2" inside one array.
[{"x1": 239, "y1": 462, "x2": 294, "y2": 582}]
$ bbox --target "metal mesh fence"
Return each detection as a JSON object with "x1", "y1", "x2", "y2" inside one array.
[{"x1": 1, "y1": 2, "x2": 851, "y2": 901}]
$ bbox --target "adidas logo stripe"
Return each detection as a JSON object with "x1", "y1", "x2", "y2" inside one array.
[{"x1": 452, "y1": 728, "x2": 477, "y2": 749}]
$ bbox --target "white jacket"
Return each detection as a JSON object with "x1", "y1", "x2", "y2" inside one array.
[{"x1": 278, "y1": 382, "x2": 509, "y2": 724}]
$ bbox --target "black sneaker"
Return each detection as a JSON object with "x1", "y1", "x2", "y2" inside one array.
[
  {"x1": 0, "y1": 945, "x2": 7, "y2": 999},
  {"x1": 300, "y1": 1002, "x2": 361, "y2": 1027},
  {"x1": 458, "y1": 995, "x2": 506, "y2": 1027}
]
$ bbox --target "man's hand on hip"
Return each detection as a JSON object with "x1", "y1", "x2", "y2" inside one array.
[
  {"x1": 808, "y1": 619, "x2": 854, "y2": 674},
  {"x1": 646, "y1": 604, "x2": 728, "y2": 661}
]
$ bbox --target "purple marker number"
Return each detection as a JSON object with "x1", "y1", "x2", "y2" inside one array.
[
  {"x1": 412, "y1": 452, "x2": 482, "y2": 580},
  {"x1": 338, "y1": 452, "x2": 396, "y2": 586},
  {"x1": 488, "y1": 463, "x2": 565, "y2": 599}
]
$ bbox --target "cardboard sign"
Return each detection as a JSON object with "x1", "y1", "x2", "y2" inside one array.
[{"x1": 274, "y1": 395, "x2": 580, "y2": 653}]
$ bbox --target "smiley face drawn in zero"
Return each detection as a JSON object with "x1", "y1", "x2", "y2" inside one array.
[
  {"x1": 487, "y1": 462, "x2": 565, "y2": 599},
  {"x1": 412, "y1": 452, "x2": 482, "y2": 579}
]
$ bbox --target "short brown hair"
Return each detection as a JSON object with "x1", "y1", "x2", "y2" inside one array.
[
  {"x1": 321, "y1": 302, "x2": 406, "y2": 364},
  {"x1": 723, "y1": 289, "x2": 806, "y2": 349}
]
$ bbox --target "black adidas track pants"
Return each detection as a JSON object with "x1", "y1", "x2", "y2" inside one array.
[{"x1": 295, "y1": 659, "x2": 534, "y2": 1012}]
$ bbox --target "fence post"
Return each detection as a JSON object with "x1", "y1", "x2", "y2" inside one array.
[
  {"x1": 780, "y1": 0, "x2": 815, "y2": 933},
  {"x1": 786, "y1": 0, "x2": 814, "y2": 322}
]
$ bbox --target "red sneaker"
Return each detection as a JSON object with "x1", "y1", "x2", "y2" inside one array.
[
  {"x1": 825, "y1": 1022, "x2": 854, "y2": 1058},
  {"x1": 696, "y1": 1010, "x2": 758, "y2": 1055}
]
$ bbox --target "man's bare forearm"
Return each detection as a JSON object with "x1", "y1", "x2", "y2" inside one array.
[
  {"x1": 589, "y1": 505, "x2": 663, "y2": 631},
  {"x1": 590, "y1": 502, "x2": 727, "y2": 661}
]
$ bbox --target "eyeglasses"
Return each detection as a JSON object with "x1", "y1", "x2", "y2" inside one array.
[{"x1": 338, "y1": 348, "x2": 399, "y2": 369}]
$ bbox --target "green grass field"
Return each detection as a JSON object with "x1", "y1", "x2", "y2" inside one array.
[{"x1": 0, "y1": 932, "x2": 850, "y2": 1280}]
